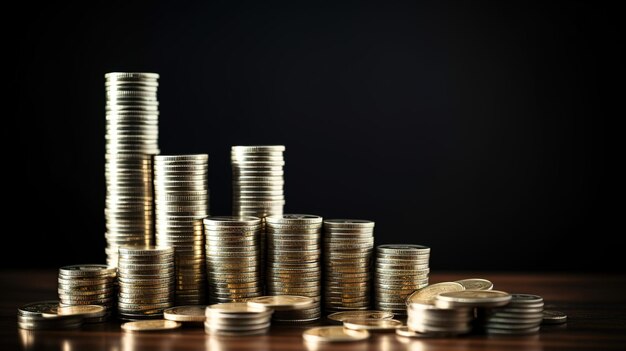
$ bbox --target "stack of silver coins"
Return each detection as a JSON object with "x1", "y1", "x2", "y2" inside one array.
[
  {"x1": 104, "y1": 72, "x2": 160, "y2": 267},
  {"x1": 407, "y1": 302, "x2": 474, "y2": 335},
  {"x1": 204, "y1": 216, "x2": 263, "y2": 303},
  {"x1": 205, "y1": 303, "x2": 272, "y2": 336},
  {"x1": 323, "y1": 219, "x2": 375, "y2": 313},
  {"x1": 154, "y1": 154, "x2": 209, "y2": 305},
  {"x1": 57, "y1": 264, "x2": 117, "y2": 317},
  {"x1": 17, "y1": 301, "x2": 83, "y2": 330},
  {"x1": 375, "y1": 244, "x2": 430, "y2": 316},
  {"x1": 117, "y1": 246, "x2": 174, "y2": 320},
  {"x1": 266, "y1": 214, "x2": 323, "y2": 322},
  {"x1": 479, "y1": 294, "x2": 544, "y2": 335}
]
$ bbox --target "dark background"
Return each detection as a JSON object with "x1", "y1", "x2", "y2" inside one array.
[{"x1": 6, "y1": 1, "x2": 618, "y2": 271}]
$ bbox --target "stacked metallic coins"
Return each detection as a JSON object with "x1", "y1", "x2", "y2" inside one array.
[
  {"x1": 104, "y1": 72, "x2": 160, "y2": 267},
  {"x1": 204, "y1": 216, "x2": 263, "y2": 303},
  {"x1": 154, "y1": 154, "x2": 209, "y2": 305},
  {"x1": 266, "y1": 214, "x2": 323, "y2": 322},
  {"x1": 323, "y1": 219, "x2": 375, "y2": 312},
  {"x1": 57, "y1": 265, "x2": 117, "y2": 317},
  {"x1": 375, "y1": 244, "x2": 430, "y2": 316},
  {"x1": 117, "y1": 246, "x2": 175, "y2": 320},
  {"x1": 17, "y1": 301, "x2": 83, "y2": 330},
  {"x1": 479, "y1": 294, "x2": 544, "y2": 335},
  {"x1": 205, "y1": 303, "x2": 272, "y2": 336},
  {"x1": 407, "y1": 302, "x2": 474, "y2": 335}
]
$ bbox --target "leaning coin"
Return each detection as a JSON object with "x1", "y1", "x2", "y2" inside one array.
[
  {"x1": 302, "y1": 326, "x2": 370, "y2": 342},
  {"x1": 121, "y1": 320, "x2": 181, "y2": 332},
  {"x1": 406, "y1": 282, "x2": 465, "y2": 305},
  {"x1": 246, "y1": 296, "x2": 314, "y2": 311},
  {"x1": 343, "y1": 318, "x2": 402, "y2": 332},
  {"x1": 327, "y1": 310, "x2": 394, "y2": 323},
  {"x1": 454, "y1": 278, "x2": 493, "y2": 291},
  {"x1": 164, "y1": 306, "x2": 207, "y2": 322},
  {"x1": 434, "y1": 290, "x2": 511, "y2": 308},
  {"x1": 542, "y1": 310, "x2": 567, "y2": 325},
  {"x1": 56, "y1": 305, "x2": 107, "y2": 317}
]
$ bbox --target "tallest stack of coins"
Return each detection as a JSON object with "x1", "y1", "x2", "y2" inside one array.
[
  {"x1": 153, "y1": 155, "x2": 209, "y2": 305},
  {"x1": 104, "y1": 72, "x2": 160, "y2": 267}
]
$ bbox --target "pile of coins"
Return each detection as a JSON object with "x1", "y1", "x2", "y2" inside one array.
[
  {"x1": 104, "y1": 72, "x2": 160, "y2": 267},
  {"x1": 204, "y1": 216, "x2": 263, "y2": 303},
  {"x1": 323, "y1": 219, "x2": 375, "y2": 312},
  {"x1": 154, "y1": 154, "x2": 209, "y2": 305},
  {"x1": 205, "y1": 303, "x2": 273, "y2": 336},
  {"x1": 58, "y1": 264, "x2": 117, "y2": 317},
  {"x1": 266, "y1": 214, "x2": 323, "y2": 322},
  {"x1": 375, "y1": 244, "x2": 430, "y2": 316},
  {"x1": 478, "y1": 293, "x2": 544, "y2": 335},
  {"x1": 117, "y1": 246, "x2": 175, "y2": 320}
]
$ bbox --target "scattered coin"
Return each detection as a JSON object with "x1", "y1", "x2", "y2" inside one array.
[
  {"x1": 542, "y1": 310, "x2": 567, "y2": 325},
  {"x1": 454, "y1": 278, "x2": 494, "y2": 291},
  {"x1": 406, "y1": 282, "x2": 465, "y2": 305},
  {"x1": 343, "y1": 318, "x2": 403, "y2": 331},
  {"x1": 327, "y1": 310, "x2": 394, "y2": 323},
  {"x1": 302, "y1": 326, "x2": 370, "y2": 342},
  {"x1": 247, "y1": 295, "x2": 315, "y2": 311},
  {"x1": 121, "y1": 319, "x2": 181, "y2": 332},
  {"x1": 434, "y1": 290, "x2": 512, "y2": 309},
  {"x1": 163, "y1": 306, "x2": 207, "y2": 322}
]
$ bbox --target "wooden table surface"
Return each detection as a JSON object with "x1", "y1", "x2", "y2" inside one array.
[{"x1": 2, "y1": 270, "x2": 625, "y2": 350}]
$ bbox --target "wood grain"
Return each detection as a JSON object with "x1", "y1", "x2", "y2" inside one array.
[{"x1": 2, "y1": 270, "x2": 625, "y2": 350}]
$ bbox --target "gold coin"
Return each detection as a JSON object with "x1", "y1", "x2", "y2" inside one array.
[
  {"x1": 343, "y1": 318, "x2": 402, "y2": 331},
  {"x1": 206, "y1": 302, "x2": 268, "y2": 314},
  {"x1": 56, "y1": 305, "x2": 106, "y2": 317},
  {"x1": 434, "y1": 290, "x2": 511, "y2": 308},
  {"x1": 246, "y1": 295, "x2": 314, "y2": 311},
  {"x1": 163, "y1": 305, "x2": 207, "y2": 322},
  {"x1": 121, "y1": 319, "x2": 181, "y2": 332},
  {"x1": 454, "y1": 278, "x2": 493, "y2": 290},
  {"x1": 302, "y1": 326, "x2": 370, "y2": 342},
  {"x1": 406, "y1": 282, "x2": 465, "y2": 305},
  {"x1": 327, "y1": 310, "x2": 394, "y2": 322}
]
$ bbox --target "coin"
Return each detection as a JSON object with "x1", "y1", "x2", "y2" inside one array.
[
  {"x1": 121, "y1": 319, "x2": 181, "y2": 332},
  {"x1": 205, "y1": 303, "x2": 273, "y2": 335},
  {"x1": 477, "y1": 293, "x2": 545, "y2": 334},
  {"x1": 454, "y1": 278, "x2": 493, "y2": 291},
  {"x1": 302, "y1": 326, "x2": 370, "y2": 342},
  {"x1": 327, "y1": 310, "x2": 394, "y2": 322},
  {"x1": 406, "y1": 282, "x2": 465, "y2": 305},
  {"x1": 343, "y1": 318, "x2": 402, "y2": 331},
  {"x1": 163, "y1": 305, "x2": 207, "y2": 322},
  {"x1": 434, "y1": 290, "x2": 512, "y2": 308},
  {"x1": 246, "y1": 295, "x2": 315, "y2": 311},
  {"x1": 542, "y1": 310, "x2": 567, "y2": 325}
]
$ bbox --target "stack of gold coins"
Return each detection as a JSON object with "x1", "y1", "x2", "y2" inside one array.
[
  {"x1": 154, "y1": 154, "x2": 209, "y2": 305},
  {"x1": 104, "y1": 72, "x2": 159, "y2": 267},
  {"x1": 266, "y1": 214, "x2": 323, "y2": 322},
  {"x1": 57, "y1": 264, "x2": 117, "y2": 318},
  {"x1": 375, "y1": 244, "x2": 430, "y2": 316},
  {"x1": 117, "y1": 246, "x2": 175, "y2": 320},
  {"x1": 204, "y1": 216, "x2": 263, "y2": 303},
  {"x1": 323, "y1": 219, "x2": 375, "y2": 313},
  {"x1": 205, "y1": 303, "x2": 272, "y2": 336}
]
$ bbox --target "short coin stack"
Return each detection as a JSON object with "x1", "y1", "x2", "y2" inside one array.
[
  {"x1": 104, "y1": 72, "x2": 160, "y2": 267},
  {"x1": 323, "y1": 219, "x2": 375, "y2": 313},
  {"x1": 117, "y1": 246, "x2": 175, "y2": 320},
  {"x1": 266, "y1": 214, "x2": 323, "y2": 322},
  {"x1": 478, "y1": 293, "x2": 544, "y2": 335},
  {"x1": 58, "y1": 264, "x2": 117, "y2": 317},
  {"x1": 406, "y1": 302, "x2": 474, "y2": 336},
  {"x1": 375, "y1": 244, "x2": 430, "y2": 316},
  {"x1": 154, "y1": 154, "x2": 209, "y2": 305},
  {"x1": 204, "y1": 216, "x2": 263, "y2": 303},
  {"x1": 17, "y1": 301, "x2": 83, "y2": 330},
  {"x1": 205, "y1": 303, "x2": 272, "y2": 336}
]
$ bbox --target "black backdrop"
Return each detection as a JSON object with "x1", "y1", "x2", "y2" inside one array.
[{"x1": 6, "y1": 1, "x2": 618, "y2": 271}]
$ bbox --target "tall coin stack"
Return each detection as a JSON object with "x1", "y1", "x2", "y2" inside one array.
[
  {"x1": 117, "y1": 246, "x2": 174, "y2": 320},
  {"x1": 266, "y1": 214, "x2": 323, "y2": 322},
  {"x1": 204, "y1": 216, "x2": 263, "y2": 303},
  {"x1": 104, "y1": 72, "x2": 160, "y2": 267},
  {"x1": 57, "y1": 265, "x2": 117, "y2": 318},
  {"x1": 375, "y1": 244, "x2": 430, "y2": 316},
  {"x1": 154, "y1": 155, "x2": 209, "y2": 305},
  {"x1": 323, "y1": 219, "x2": 375, "y2": 313}
]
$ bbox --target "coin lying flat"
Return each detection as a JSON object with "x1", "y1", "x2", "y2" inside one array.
[
  {"x1": 163, "y1": 306, "x2": 207, "y2": 322},
  {"x1": 302, "y1": 326, "x2": 370, "y2": 342},
  {"x1": 343, "y1": 318, "x2": 402, "y2": 331},
  {"x1": 542, "y1": 310, "x2": 567, "y2": 325},
  {"x1": 121, "y1": 319, "x2": 181, "y2": 332},
  {"x1": 246, "y1": 296, "x2": 315, "y2": 311},
  {"x1": 454, "y1": 278, "x2": 493, "y2": 291},
  {"x1": 434, "y1": 290, "x2": 511, "y2": 308},
  {"x1": 406, "y1": 282, "x2": 465, "y2": 305},
  {"x1": 327, "y1": 310, "x2": 394, "y2": 323}
]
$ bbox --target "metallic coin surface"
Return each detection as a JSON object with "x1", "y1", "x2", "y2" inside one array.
[
  {"x1": 163, "y1": 306, "x2": 207, "y2": 322},
  {"x1": 302, "y1": 326, "x2": 370, "y2": 342},
  {"x1": 454, "y1": 278, "x2": 494, "y2": 291},
  {"x1": 343, "y1": 318, "x2": 402, "y2": 331},
  {"x1": 121, "y1": 319, "x2": 181, "y2": 332}
]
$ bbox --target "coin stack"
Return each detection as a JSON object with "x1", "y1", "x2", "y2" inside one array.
[
  {"x1": 204, "y1": 216, "x2": 263, "y2": 303},
  {"x1": 478, "y1": 294, "x2": 544, "y2": 335},
  {"x1": 154, "y1": 154, "x2": 209, "y2": 305},
  {"x1": 117, "y1": 246, "x2": 175, "y2": 320},
  {"x1": 18, "y1": 301, "x2": 84, "y2": 330},
  {"x1": 374, "y1": 244, "x2": 430, "y2": 316},
  {"x1": 104, "y1": 72, "x2": 160, "y2": 267},
  {"x1": 323, "y1": 219, "x2": 375, "y2": 313},
  {"x1": 266, "y1": 214, "x2": 322, "y2": 322},
  {"x1": 406, "y1": 302, "x2": 474, "y2": 335},
  {"x1": 205, "y1": 303, "x2": 273, "y2": 336},
  {"x1": 57, "y1": 264, "x2": 117, "y2": 317}
]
